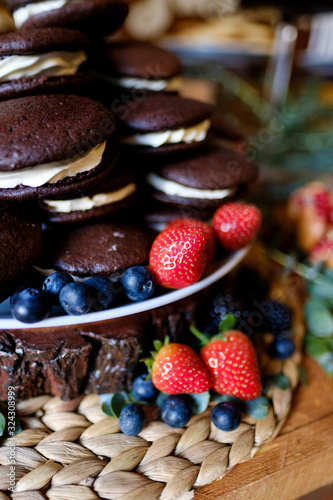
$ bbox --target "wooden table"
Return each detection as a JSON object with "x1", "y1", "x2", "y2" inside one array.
[{"x1": 196, "y1": 356, "x2": 333, "y2": 500}]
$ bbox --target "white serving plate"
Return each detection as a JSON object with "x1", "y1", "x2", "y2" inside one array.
[{"x1": 0, "y1": 246, "x2": 249, "y2": 329}]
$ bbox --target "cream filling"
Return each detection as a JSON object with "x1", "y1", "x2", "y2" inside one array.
[
  {"x1": 0, "y1": 51, "x2": 87, "y2": 81},
  {"x1": 147, "y1": 172, "x2": 236, "y2": 200},
  {"x1": 105, "y1": 75, "x2": 182, "y2": 92},
  {"x1": 43, "y1": 182, "x2": 137, "y2": 213},
  {"x1": 0, "y1": 141, "x2": 106, "y2": 189},
  {"x1": 13, "y1": 0, "x2": 68, "y2": 27},
  {"x1": 121, "y1": 119, "x2": 210, "y2": 148}
]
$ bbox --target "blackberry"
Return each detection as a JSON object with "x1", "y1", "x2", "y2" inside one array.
[
  {"x1": 207, "y1": 294, "x2": 251, "y2": 334},
  {"x1": 260, "y1": 300, "x2": 292, "y2": 334}
]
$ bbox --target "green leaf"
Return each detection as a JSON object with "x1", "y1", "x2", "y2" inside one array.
[
  {"x1": 111, "y1": 393, "x2": 128, "y2": 418},
  {"x1": 305, "y1": 299, "x2": 333, "y2": 337},
  {"x1": 245, "y1": 396, "x2": 269, "y2": 420},
  {"x1": 317, "y1": 352, "x2": 333, "y2": 377},
  {"x1": 0, "y1": 413, "x2": 5, "y2": 437},
  {"x1": 218, "y1": 314, "x2": 236, "y2": 333},
  {"x1": 269, "y1": 374, "x2": 290, "y2": 390},
  {"x1": 187, "y1": 392, "x2": 210, "y2": 414},
  {"x1": 100, "y1": 392, "x2": 129, "y2": 418},
  {"x1": 308, "y1": 281, "x2": 333, "y2": 308},
  {"x1": 211, "y1": 393, "x2": 243, "y2": 406},
  {"x1": 297, "y1": 365, "x2": 309, "y2": 386},
  {"x1": 153, "y1": 340, "x2": 163, "y2": 352},
  {"x1": 305, "y1": 335, "x2": 330, "y2": 359}
]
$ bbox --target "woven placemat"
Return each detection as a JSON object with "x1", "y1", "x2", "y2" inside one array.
[{"x1": 0, "y1": 252, "x2": 305, "y2": 500}]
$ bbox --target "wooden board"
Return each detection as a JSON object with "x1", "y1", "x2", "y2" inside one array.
[{"x1": 196, "y1": 356, "x2": 333, "y2": 500}]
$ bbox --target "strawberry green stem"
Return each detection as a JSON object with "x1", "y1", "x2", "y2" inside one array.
[{"x1": 189, "y1": 325, "x2": 209, "y2": 345}]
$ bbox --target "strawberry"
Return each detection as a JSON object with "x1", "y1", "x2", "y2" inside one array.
[
  {"x1": 191, "y1": 321, "x2": 262, "y2": 401},
  {"x1": 310, "y1": 229, "x2": 333, "y2": 269},
  {"x1": 212, "y1": 203, "x2": 261, "y2": 252},
  {"x1": 147, "y1": 340, "x2": 211, "y2": 394},
  {"x1": 149, "y1": 227, "x2": 207, "y2": 289},
  {"x1": 287, "y1": 182, "x2": 332, "y2": 252},
  {"x1": 166, "y1": 218, "x2": 215, "y2": 266},
  {"x1": 287, "y1": 181, "x2": 331, "y2": 222}
]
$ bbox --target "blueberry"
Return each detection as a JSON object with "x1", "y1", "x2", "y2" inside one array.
[
  {"x1": 11, "y1": 287, "x2": 51, "y2": 323},
  {"x1": 85, "y1": 277, "x2": 115, "y2": 310},
  {"x1": 211, "y1": 402, "x2": 241, "y2": 431},
  {"x1": 42, "y1": 272, "x2": 74, "y2": 303},
  {"x1": 160, "y1": 395, "x2": 192, "y2": 428},
  {"x1": 59, "y1": 282, "x2": 93, "y2": 316},
  {"x1": 132, "y1": 374, "x2": 159, "y2": 402},
  {"x1": 270, "y1": 336, "x2": 296, "y2": 359},
  {"x1": 121, "y1": 266, "x2": 156, "y2": 302},
  {"x1": 119, "y1": 403, "x2": 145, "y2": 436}
]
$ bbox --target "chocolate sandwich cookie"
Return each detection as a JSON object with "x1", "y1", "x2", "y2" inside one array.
[
  {"x1": 146, "y1": 146, "x2": 259, "y2": 213},
  {"x1": 38, "y1": 222, "x2": 156, "y2": 277},
  {"x1": 90, "y1": 41, "x2": 182, "y2": 94},
  {"x1": 10, "y1": 0, "x2": 128, "y2": 38},
  {"x1": 143, "y1": 203, "x2": 214, "y2": 231},
  {"x1": 39, "y1": 164, "x2": 137, "y2": 224},
  {"x1": 0, "y1": 201, "x2": 42, "y2": 302},
  {"x1": 0, "y1": 28, "x2": 94, "y2": 101},
  {"x1": 114, "y1": 94, "x2": 213, "y2": 156},
  {"x1": 0, "y1": 94, "x2": 117, "y2": 200}
]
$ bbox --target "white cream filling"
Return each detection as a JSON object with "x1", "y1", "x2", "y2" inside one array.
[
  {"x1": 147, "y1": 172, "x2": 236, "y2": 200},
  {"x1": 43, "y1": 182, "x2": 137, "y2": 213},
  {"x1": 13, "y1": 0, "x2": 68, "y2": 27},
  {"x1": 0, "y1": 141, "x2": 106, "y2": 189},
  {"x1": 0, "y1": 51, "x2": 87, "y2": 82},
  {"x1": 121, "y1": 119, "x2": 211, "y2": 148},
  {"x1": 105, "y1": 75, "x2": 182, "y2": 92}
]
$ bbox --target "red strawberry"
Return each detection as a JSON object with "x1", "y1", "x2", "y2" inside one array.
[
  {"x1": 166, "y1": 218, "x2": 215, "y2": 266},
  {"x1": 310, "y1": 229, "x2": 333, "y2": 269},
  {"x1": 199, "y1": 330, "x2": 262, "y2": 400},
  {"x1": 287, "y1": 182, "x2": 332, "y2": 252},
  {"x1": 212, "y1": 202, "x2": 261, "y2": 251},
  {"x1": 288, "y1": 181, "x2": 331, "y2": 222},
  {"x1": 149, "y1": 227, "x2": 207, "y2": 289},
  {"x1": 150, "y1": 342, "x2": 211, "y2": 394}
]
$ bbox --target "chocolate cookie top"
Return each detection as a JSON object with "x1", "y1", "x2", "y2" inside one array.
[
  {"x1": 39, "y1": 222, "x2": 155, "y2": 276},
  {"x1": 0, "y1": 28, "x2": 90, "y2": 56},
  {"x1": 0, "y1": 201, "x2": 42, "y2": 302},
  {"x1": 17, "y1": 0, "x2": 128, "y2": 38},
  {"x1": 152, "y1": 147, "x2": 258, "y2": 190},
  {"x1": 0, "y1": 94, "x2": 116, "y2": 171},
  {"x1": 91, "y1": 41, "x2": 182, "y2": 79},
  {"x1": 113, "y1": 95, "x2": 213, "y2": 134}
]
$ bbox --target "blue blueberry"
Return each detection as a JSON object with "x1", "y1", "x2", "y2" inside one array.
[
  {"x1": 160, "y1": 395, "x2": 192, "y2": 428},
  {"x1": 42, "y1": 272, "x2": 74, "y2": 303},
  {"x1": 132, "y1": 374, "x2": 159, "y2": 402},
  {"x1": 59, "y1": 282, "x2": 93, "y2": 316},
  {"x1": 270, "y1": 336, "x2": 296, "y2": 359},
  {"x1": 119, "y1": 403, "x2": 145, "y2": 436},
  {"x1": 11, "y1": 287, "x2": 51, "y2": 323},
  {"x1": 211, "y1": 402, "x2": 241, "y2": 431},
  {"x1": 121, "y1": 266, "x2": 156, "y2": 302},
  {"x1": 85, "y1": 277, "x2": 115, "y2": 310}
]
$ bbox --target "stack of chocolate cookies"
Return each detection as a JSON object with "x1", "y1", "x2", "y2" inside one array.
[{"x1": 0, "y1": 3, "x2": 259, "y2": 400}]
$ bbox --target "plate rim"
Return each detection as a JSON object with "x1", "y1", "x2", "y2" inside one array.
[{"x1": 1, "y1": 246, "x2": 249, "y2": 329}]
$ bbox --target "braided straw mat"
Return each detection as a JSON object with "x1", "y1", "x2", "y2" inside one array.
[{"x1": 0, "y1": 249, "x2": 305, "y2": 500}]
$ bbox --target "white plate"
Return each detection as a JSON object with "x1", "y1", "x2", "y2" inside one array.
[{"x1": 0, "y1": 246, "x2": 249, "y2": 329}]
